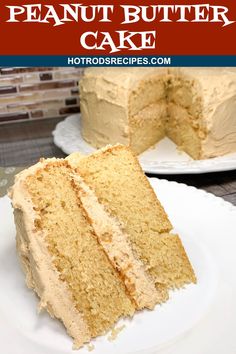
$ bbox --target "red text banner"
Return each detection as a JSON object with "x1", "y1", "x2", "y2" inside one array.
[{"x1": 0, "y1": 0, "x2": 235, "y2": 55}]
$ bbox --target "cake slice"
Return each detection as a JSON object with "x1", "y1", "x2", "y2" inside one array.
[
  {"x1": 72, "y1": 145, "x2": 196, "y2": 290},
  {"x1": 10, "y1": 159, "x2": 136, "y2": 348},
  {"x1": 10, "y1": 145, "x2": 196, "y2": 349}
]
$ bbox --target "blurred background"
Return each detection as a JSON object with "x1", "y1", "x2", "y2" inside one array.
[{"x1": 0, "y1": 67, "x2": 84, "y2": 167}]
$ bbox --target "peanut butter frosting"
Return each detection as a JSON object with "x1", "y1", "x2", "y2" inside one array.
[
  {"x1": 9, "y1": 155, "x2": 167, "y2": 348},
  {"x1": 9, "y1": 146, "x2": 196, "y2": 349},
  {"x1": 80, "y1": 67, "x2": 236, "y2": 159},
  {"x1": 170, "y1": 68, "x2": 236, "y2": 158},
  {"x1": 9, "y1": 160, "x2": 91, "y2": 349},
  {"x1": 71, "y1": 173, "x2": 166, "y2": 309}
]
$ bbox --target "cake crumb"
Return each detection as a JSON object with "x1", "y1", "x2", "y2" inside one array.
[
  {"x1": 87, "y1": 343, "x2": 95, "y2": 352},
  {"x1": 108, "y1": 324, "x2": 126, "y2": 341},
  {"x1": 176, "y1": 145, "x2": 184, "y2": 154}
]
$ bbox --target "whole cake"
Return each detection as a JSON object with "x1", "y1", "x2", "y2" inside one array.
[
  {"x1": 80, "y1": 67, "x2": 236, "y2": 159},
  {"x1": 10, "y1": 145, "x2": 196, "y2": 349}
]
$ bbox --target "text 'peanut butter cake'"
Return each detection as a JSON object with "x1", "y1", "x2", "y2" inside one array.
[{"x1": 9, "y1": 145, "x2": 196, "y2": 349}]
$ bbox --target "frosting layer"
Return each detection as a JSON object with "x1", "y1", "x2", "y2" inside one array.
[
  {"x1": 71, "y1": 173, "x2": 165, "y2": 309},
  {"x1": 9, "y1": 160, "x2": 91, "y2": 349},
  {"x1": 80, "y1": 67, "x2": 236, "y2": 159},
  {"x1": 170, "y1": 68, "x2": 236, "y2": 158}
]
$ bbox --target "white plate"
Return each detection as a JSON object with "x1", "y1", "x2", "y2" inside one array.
[
  {"x1": 53, "y1": 114, "x2": 236, "y2": 174},
  {"x1": 1, "y1": 179, "x2": 236, "y2": 354}
]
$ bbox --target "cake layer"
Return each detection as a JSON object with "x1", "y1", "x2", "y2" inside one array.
[
  {"x1": 10, "y1": 159, "x2": 136, "y2": 347},
  {"x1": 71, "y1": 173, "x2": 165, "y2": 309},
  {"x1": 127, "y1": 70, "x2": 166, "y2": 116},
  {"x1": 10, "y1": 160, "x2": 91, "y2": 349},
  {"x1": 130, "y1": 102, "x2": 167, "y2": 154},
  {"x1": 145, "y1": 232, "x2": 196, "y2": 288},
  {"x1": 76, "y1": 145, "x2": 172, "y2": 234},
  {"x1": 75, "y1": 145, "x2": 196, "y2": 289},
  {"x1": 167, "y1": 103, "x2": 202, "y2": 159}
]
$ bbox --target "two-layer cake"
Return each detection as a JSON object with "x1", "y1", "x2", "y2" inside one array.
[
  {"x1": 10, "y1": 145, "x2": 196, "y2": 348},
  {"x1": 80, "y1": 68, "x2": 236, "y2": 159}
]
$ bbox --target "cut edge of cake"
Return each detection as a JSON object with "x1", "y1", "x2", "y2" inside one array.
[
  {"x1": 80, "y1": 67, "x2": 236, "y2": 160},
  {"x1": 72, "y1": 144, "x2": 196, "y2": 289},
  {"x1": 71, "y1": 172, "x2": 168, "y2": 309},
  {"x1": 9, "y1": 155, "x2": 167, "y2": 348},
  {"x1": 9, "y1": 145, "x2": 197, "y2": 349}
]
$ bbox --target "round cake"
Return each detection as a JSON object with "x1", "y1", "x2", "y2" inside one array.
[{"x1": 79, "y1": 67, "x2": 236, "y2": 159}]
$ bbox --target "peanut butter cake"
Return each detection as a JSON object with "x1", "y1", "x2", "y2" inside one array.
[
  {"x1": 10, "y1": 145, "x2": 196, "y2": 349},
  {"x1": 80, "y1": 67, "x2": 236, "y2": 159}
]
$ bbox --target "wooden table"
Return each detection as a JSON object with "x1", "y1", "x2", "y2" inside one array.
[{"x1": 1, "y1": 118, "x2": 236, "y2": 205}]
